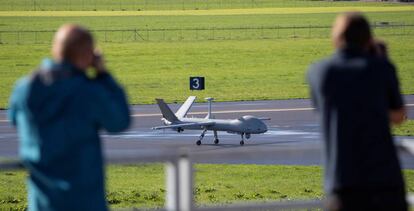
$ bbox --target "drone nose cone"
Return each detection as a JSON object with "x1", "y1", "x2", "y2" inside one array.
[{"x1": 261, "y1": 124, "x2": 268, "y2": 133}]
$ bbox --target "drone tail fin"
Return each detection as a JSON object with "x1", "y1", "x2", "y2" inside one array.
[
  {"x1": 175, "y1": 96, "x2": 196, "y2": 118},
  {"x1": 156, "y1": 99, "x2": 179, "y2": 122}
]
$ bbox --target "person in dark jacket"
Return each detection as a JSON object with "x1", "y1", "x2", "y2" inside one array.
[
  {"x1": 307, "y1": 12, "x2": 408, "y2": 211},
  {"x1": 8, "y1": 24, "x2": 131, "y2": 211}
]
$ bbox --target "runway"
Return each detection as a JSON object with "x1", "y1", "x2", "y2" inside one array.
[{"x1": 1, "y1": 96, "x2": 414, "y2": 168}]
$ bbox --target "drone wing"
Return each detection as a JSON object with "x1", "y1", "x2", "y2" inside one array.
[{"x1": 152, "y1": 121, "x2": 215, "y2": 130}]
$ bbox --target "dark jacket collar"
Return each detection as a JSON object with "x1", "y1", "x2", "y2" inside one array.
[
  {"x1": 335, "y1": 47, "x2": 368, "y2": 58},
  {"x1": 56, "y1": 60, "x2": 85, "y2": 75}
]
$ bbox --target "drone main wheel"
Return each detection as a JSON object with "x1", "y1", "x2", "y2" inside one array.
[
  {"x1": 240, "y1": 140, "x2": 244, "y2": 146},
  {"x1": 196, "y1": 140, "x2": 202, "y2": 146},
  {"x1": 214, "y1": 139, "x2": 219, "y2": 144}
]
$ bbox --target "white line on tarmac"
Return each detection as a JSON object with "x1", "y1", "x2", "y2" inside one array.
[
  {"x1": 131, "y1": 107, "x2": 315, "y2": 117},
  {"x1": 131, "y1": 103, "x2": 414, "y2": 117},
  {"x1": 0, "y1": 107, "x2": 314, "y2": 121},
  {"x1": 1, "y1": 103, "x2": 414, "y2": 122}
]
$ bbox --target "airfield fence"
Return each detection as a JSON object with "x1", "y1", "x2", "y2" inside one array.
[
  {"x1": 1, "y1": 140, "x2": 414, "y2": 210},
  {"x1": 0, "y1": 0, "x2": 403, "y2": 11},
  {"x1": 0, "y1": 23, "x2": 413, "y2": 45}
]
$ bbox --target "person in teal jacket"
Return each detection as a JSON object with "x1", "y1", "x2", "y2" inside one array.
[{"x1": 8, "y1": 24, "x2": 131, "y2": 211}]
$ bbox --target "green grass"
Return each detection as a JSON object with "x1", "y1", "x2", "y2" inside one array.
[
  {"x1": 0, "y1": 3, "x2": 413, "y2": 111},
  {"x1": 1, "y1": 164, "x2": 413, "y2": 209},
  {"x1": 0, "y1": 7, "x2": 413, "y2": 108},
  {"x1": 1, "y1": 11, "x2": 413, "y2": 31},
  {"x1": 1, "y1": 6, "x2": 414, "y2": 17},
  {"x1": 0, "y1": 0, "x2": 408, "y2": 11},
  {"x1": 394, "y1": 120, "x2": 414, "y2": 137},
  {"x1": 1, "y1": 11, "x2": 413, "y2": 46},
  {"x1": 1, "y1": 36, "x2": 414, "y2": 108}
]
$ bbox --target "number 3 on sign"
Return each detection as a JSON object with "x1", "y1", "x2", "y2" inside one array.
[
  {"x1": 190, "y1": 77, "x2": 205, "y2": 90},
  {"x1": 192, "y1": 78, "x2": 200, "y2": 89}
]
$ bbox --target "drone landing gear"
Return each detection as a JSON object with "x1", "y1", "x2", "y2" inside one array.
[
  {"x1": 196, "y1": 129, "x2": 207, "y2": 146},
  {"x1": 240, "y1": 133, "x2": 245, "y2": 146},
  {"x1": 213, "y1": 130, "x2": 219, "y2": 145}
]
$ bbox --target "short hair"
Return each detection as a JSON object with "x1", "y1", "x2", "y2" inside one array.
[
  {"x1": 53, "y1": 24, "x2": 94, "y2": 61},
  {"x1": 332, "y1": 12, "x2": 373, "y2": 49}
]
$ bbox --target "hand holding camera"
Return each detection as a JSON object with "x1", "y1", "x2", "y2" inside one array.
[
  {"x1": 92, "y1": 49, "x2": 107, "y2": 74},
  {"x1": 369, "y1": 39, "x2": 388, "y2": 59}
]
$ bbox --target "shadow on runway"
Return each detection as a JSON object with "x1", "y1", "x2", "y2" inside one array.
[{"x1": 197, "y1": 139, "x2": 305, "y2": 149}]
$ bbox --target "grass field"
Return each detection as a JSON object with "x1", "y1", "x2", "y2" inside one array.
[
  {"x1": 0, "y1": 0, "x2": 409, "y2": 11},
  {"x1": 1, "y1": 11, "x2": 413, "y2": 46},
  {"x1": 0, "y1": 2, "x2": 414, "y2": 108},
  {"x1": 0, "y1": 164, "x2": 413, "y2": 209},
  {"x1": 1, "y1": 11, "x2": 414, "y2": 31},
  {"x1": 394, "y1": 120, "x2": 414, "y2": 137},
  {"x1": 1, "y1": 6, "x2": 414, "y2": 17},
  {"x1": 1, "y1": 36, "x2": 413, "y2": 108}
]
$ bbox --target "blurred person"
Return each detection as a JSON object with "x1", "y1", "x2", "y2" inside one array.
[
  {"x1": 8, "y1": 24, "x2": 131, "y2": 211},
  {"x1": 307, "y1": 12, "x2": 408, "y2": 211}
]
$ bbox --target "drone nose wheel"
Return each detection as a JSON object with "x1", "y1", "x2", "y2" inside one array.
[
  {"x1": 240, "y1": 133, "x2": 245, "y2": 146},
  {"x1": 196, "y1": 129, "x2": 207, "y2": 146},
  {"x1": 214, "y1": 139, "x2": 219, "y2": 144}
]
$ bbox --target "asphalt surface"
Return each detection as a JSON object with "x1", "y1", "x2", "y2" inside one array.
[{"x1": 1, "y1": 96, "x2": 414, "y2": 168}]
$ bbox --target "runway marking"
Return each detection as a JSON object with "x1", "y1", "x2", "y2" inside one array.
[
  {"x1": 131, "y1": 103, "x2": 414, "y2": 117},
  {"x1": 131, "y1": 107, "x2": 315, "y2": 117},
  {"x1": 192, "y1": 103, "x2": 267, "y2": 108},
  {"x1": 0, "y1": 107, "x2": 314, "y2": 121},
  {"x1": 1, "y1": 103, "x2": 413, "y2": 121}
]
